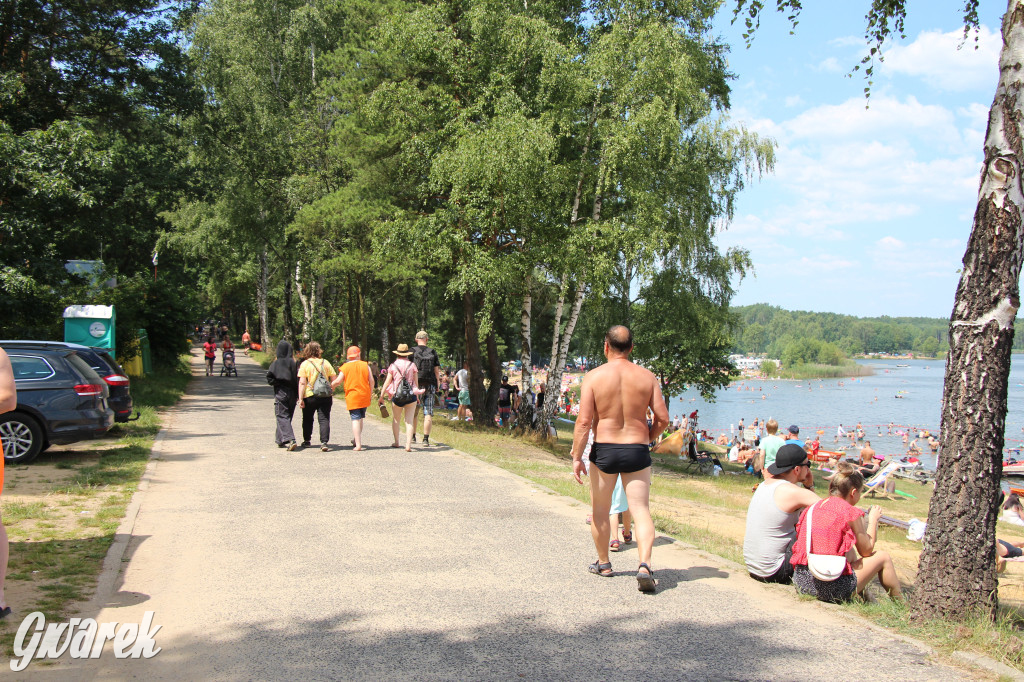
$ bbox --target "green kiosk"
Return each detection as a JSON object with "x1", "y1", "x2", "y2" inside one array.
[{"x1": 63, "y1": 305, "x2": 115, "y2": 350}]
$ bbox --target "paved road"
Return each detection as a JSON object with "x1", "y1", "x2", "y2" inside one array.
[{"x1": 43, "y1": 349, "x2": 975, "y2": 680}]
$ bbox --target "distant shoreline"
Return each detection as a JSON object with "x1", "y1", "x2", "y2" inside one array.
[{"x1": 739, "y1": 361, "x2": 874, "y2": 381}]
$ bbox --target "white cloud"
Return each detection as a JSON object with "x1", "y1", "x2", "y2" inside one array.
[
  {"x1": 877, "y1": 236, "x2": 905, "y2": 250},
  {"x1": 816, "y1": 57, "x2": 842, "y2": 73},
  {"x1": 784, "y1": 95, "x2": 804, "y2": 107},
  {"x1": 828, "y1": 36, "x2": 863, "y2": 48},
  {"x1": 782, "y1": 96, "x2": 965, "y2": 150},
  {"x1": 881, "y1": 27, "x2": 1001, "y2": 92}
]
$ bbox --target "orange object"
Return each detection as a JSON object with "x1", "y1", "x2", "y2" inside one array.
[
  {"x1": 812, "y1": 449, "x2": 843, "y2": 463},
  {"x1": 340, "y1": 360, "x2": 372, "y2": 409}
]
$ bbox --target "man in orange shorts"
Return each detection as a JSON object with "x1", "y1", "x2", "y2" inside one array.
[{"x1": 0, "y1": 348, "x2": 15, "y2": 618}]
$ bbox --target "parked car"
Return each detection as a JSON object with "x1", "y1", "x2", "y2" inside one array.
[
  {"x1": 1, "y1": 341, "x2": 135, "y2": 422},
  {"x1": 0, "y1": 341, "x2": 115, "y2": 463}
]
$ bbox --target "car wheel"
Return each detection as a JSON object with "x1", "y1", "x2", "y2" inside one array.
[{"x1": 1, "y1": 413, "x2": 43, "y2": 464}]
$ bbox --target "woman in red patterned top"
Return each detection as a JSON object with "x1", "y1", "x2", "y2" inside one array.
[{"x1": 791, "y1": 463, "x2": 902, "y2": 603}]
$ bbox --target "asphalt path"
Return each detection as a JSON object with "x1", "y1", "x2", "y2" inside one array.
[{"x1": 40, "y1": 348, "x2": 978, "y2": 680}]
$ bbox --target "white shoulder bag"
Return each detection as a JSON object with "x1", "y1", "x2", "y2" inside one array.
[{"x1": 805, "y1": 500, "x2": 847, "y2": 582}]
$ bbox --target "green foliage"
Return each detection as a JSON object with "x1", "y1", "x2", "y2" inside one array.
[
  {"x1": 95, "y1": 274, "x2": 196, "y2": 368},
  {"x1": 0, "y1": 1, "x2": 200, "y2": 347},
  {"x1": 633, "y1": 261, "x2": 745, "y2": 400},
  {"x1": 759, "y1": 359, "x2": 778, "y2": 376},
  {"x1": 733, "y1": 304, "x2": 949, "y2": 357}
]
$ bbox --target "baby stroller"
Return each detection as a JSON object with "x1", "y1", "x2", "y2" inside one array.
[{"x1": 220, "y1": 349, "x2": 237, "y2": 377}]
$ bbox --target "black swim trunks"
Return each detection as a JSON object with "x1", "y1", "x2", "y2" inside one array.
[
  {"x1": 1000, "y1": 539, "x2": 1023, "y2": 559},
  {"x1": 590, "y1": 443, "x2": 652, "y2": 474}
]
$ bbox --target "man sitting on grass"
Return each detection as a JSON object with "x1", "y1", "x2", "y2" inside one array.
[{"x1": 743, "y1": 444, "x2": 819, "y2": 584}]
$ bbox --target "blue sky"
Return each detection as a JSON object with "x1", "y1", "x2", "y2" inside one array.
[{"x1": 712, "y1": 0, "x2": 1006, "y2": 318}]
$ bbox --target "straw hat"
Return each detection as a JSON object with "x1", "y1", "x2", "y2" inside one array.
[{"x1": 393, "y1": 343, "x2": 413, "y2": 356}]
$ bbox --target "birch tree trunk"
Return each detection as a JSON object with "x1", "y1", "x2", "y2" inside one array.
[
  {"x1": 258, "y1": 246, "x2": 269, "y2": 345},
  {"x1": 548, "y1": 276, "x2": 567, "y2": 370},
  {"x1": 295, "y1": 261, "x2": 313, "y2": 341},
  {"x1": 541, "y1": 167, "x2": 604, "y2": 430},
  {"x1": 914, "y1": 0, "x2": 1024, "y2": 621},
  {"x1": 283, "y1": 265, "x2": 295, "y2": 342},
  {"x1": 542, "y1": 283, "x2": 586, "y2": 428},
  {"x1": 520, "y1": 282, "x2": 533, "y2": 394}
]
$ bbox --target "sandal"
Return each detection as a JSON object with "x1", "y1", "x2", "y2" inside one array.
[
  {"x1": 637, "y1": 563, "x2": 656, "y2": 593},
  {"x1": 588, "y1": 560, "x2": 613, "y2": 577},
  {"x1": 610, "y1": 539, "x2": 621, "y2": 551},
  {"x1": 622, "y1": 531, "x2": 633, "y2": 543}
]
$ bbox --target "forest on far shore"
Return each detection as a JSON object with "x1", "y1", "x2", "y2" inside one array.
[{"x1": 730, "y1": 303, "x2": 961, "y2": 360}]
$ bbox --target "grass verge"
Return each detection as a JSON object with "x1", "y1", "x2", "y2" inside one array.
[
  {"x1": 397, "y1": 404, "x2": 1024, "y2": 674},
  {"x1": 0, "y1": 355, "x2": 191, "y2": 657}
]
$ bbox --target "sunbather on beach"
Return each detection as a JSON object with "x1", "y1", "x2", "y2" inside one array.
[{"x1": 998, "y1": 538, "x2": 1024, "y2": 572}]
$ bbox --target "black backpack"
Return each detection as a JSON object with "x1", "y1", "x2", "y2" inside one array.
[
  {"x1": 392, "y1": 361, "x2": 416, "y2": 406},
  {"x1": 413, "y1": 346, "x2": 436, "y2": 383}
]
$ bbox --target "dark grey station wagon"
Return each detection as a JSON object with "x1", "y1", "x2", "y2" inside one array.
[{"x1": 1, "y1": 343, "x2": 114, "y2": 463}]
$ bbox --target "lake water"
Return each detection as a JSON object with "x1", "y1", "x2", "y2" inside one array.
[{"x1": 669, "y1": 356, "x2": 1024, "y2": 470}]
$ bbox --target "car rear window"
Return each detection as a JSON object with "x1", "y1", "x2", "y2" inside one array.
[
  {"x1": 9, "y1": 355, "x2": 56, "y2": 380},
  {"x1": 66, "y1": 353, "x2": 101, "y2": 382},
  {"x1": 96, "y1": 351, "x2": 122, "y2": 374},
  {"x1": 77, "y1": 350, "x2": 110, "y2": 374}
]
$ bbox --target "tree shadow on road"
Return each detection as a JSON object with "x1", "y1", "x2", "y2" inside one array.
[{"x1": 53, "y1": 609, "x2": 825, "y2": 680}]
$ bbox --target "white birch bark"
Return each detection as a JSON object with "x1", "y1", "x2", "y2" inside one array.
[
  {"x1": 258, "y1": 246, "x2": 269, "y2": 346},
  {"x1": 295, "y1": 260, "x2": 312, "y2": 341},
  {"x1": 915, "y1": 0, "x2": 1024, "y2": 620},
  {"x1": 520, "y1": 283, "x2": 533, "y2": 394}
]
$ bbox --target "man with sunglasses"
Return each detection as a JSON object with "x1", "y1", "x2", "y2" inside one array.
[{"x1": 743, "y1": 444, "x2": 819, "y2": 584}]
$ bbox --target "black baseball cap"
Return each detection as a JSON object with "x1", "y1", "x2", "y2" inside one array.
[
  {"x1": 767, "y1": 443, "x2": 810, "y2": 475},
  {"x1": 787, "y1": 424, "x2": 800, "y2": 435}
]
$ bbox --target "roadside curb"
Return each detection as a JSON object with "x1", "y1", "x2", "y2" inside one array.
[{"x1": 80, "y1": 396, "x2": 177, "y2": 616}]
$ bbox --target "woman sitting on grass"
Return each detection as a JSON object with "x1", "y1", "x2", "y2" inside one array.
[{"x1": 790, "y1": 463, "x2": 902, "y2": 603}]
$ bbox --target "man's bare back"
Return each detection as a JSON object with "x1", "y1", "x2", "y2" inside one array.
[
  {"x1": 859, "y1": 444, "x2": 875, "y2": 465},
  {"x1": 579, "y1": 359, "x2": 667, "y2": 445}
]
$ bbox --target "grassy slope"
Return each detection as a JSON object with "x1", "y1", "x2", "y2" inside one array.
[{"x1": 379, "y1": 403, "x2": 1024, "y2": 673}]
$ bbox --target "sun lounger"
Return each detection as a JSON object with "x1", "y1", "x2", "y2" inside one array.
[{"x1": 864, "y1": 461, "x2": 905, "y2": 500}]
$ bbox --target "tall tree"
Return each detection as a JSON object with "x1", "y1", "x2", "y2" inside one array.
[
  {"x1": 536, "y1": 0, "x2": 773, "y2": 429},
  {"x1": 0, "y1": 0, "x2": 201, "y2": 359},
  {"x1": 733, "y1": 0, "x2": 1016, "y2": 621}
]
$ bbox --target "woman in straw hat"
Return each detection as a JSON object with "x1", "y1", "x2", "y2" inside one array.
[{"x1": 379, "y1": 343, "x2": 422, "y2": 451}]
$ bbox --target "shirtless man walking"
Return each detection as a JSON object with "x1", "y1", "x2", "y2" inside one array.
[{"x1": 571, "y1": 326, "x2": 669, "y2": 593}]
